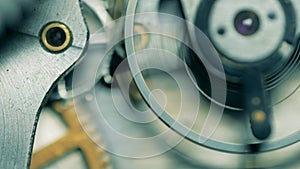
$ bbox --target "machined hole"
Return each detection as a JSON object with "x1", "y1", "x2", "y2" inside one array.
[{"x1": 40, "y1": 22, "x2": 72, "y2": 53}]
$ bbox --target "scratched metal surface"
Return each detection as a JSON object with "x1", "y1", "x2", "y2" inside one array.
[
  {"x1": 29, "y1": 0, "x2": 300, "y2": 168},
  {"x1": 0, "y1": 0, "x2": 88, "y2": 168}
]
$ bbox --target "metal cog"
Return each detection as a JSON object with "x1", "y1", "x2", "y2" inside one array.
[{"x1": 31, "y1": 100, "x2": 112, "y2": 169}]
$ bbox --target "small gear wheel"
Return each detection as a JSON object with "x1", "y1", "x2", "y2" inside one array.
[{"x1": 31, "y1": 100, "x2": 112, "y2": 169}]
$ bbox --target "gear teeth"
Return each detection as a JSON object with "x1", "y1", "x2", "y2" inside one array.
[{"x1": 31, "y1": 100, "x2": 112, "y2": 169}]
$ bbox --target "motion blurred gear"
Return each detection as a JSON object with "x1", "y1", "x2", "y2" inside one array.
[
  {"x1": 190, "y1": 0, "x2": 300, "y2": 139},
  {"x1": 31, "y1": 101, "x2": 111, "y2": 169},
  {"x1": 2, "y1": 0, "x2": 300, "y2": 169}
]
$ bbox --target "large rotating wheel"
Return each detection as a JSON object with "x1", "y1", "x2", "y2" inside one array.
[
  {"x1": 124, "y1": 0, "x2": 300, "y2": 155},
  {"x1": 193, "y1": 0, "x2": 299, "y2": 140}
]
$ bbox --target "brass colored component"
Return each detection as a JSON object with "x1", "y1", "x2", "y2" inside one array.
[
  {"x1": 30, "y1": 101, "x2": 110, "y2": 169},
  {"x1": 251, "y1": 110, "x2": 266, "y2": 123},
  {"x1": 40, "y1": 22, "x2": 72, "y2": 52},
  {"x1": 134, "y1": 24, "x2": 150, "y2": 50}
]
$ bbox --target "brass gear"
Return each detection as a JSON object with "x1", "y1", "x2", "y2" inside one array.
[{"x1": 30, "y1": 100, "x2": 112, "y2": 169}]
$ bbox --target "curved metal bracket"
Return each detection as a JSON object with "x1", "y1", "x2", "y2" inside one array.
[{"x1": 0, "y1": 0, "x2": 88, "y2": 168}]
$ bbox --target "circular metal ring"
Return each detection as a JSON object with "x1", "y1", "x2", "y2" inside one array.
[
  {"x1": 125, "y1": 0, "x2": 300, "y2": 154},
  {"x1": 133, "y1": 24, "x2": 150, "y2": 50},
  {"x1": 40, "y1": 22, "x2": 72, "y2": 53}
]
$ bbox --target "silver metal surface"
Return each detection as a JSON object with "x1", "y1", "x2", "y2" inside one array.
[
  {"x1": 0, "y1": 0, "x2": 88, "y2": 168},
  {"x1": 169, "y1": 1, "x2": 300, "y2": 168},
  {"x1": 134, "y1": 0, "x2": 186, "y2": 71},
  {"x1": 292, "y1": 0, "x2": 300, "y2": 36},
  {"x1": 58, "y1": 0, "x2": 114, "y2": 99},
  {"x1": 180, "y1": 0, "x2": 201, "y2": 24},
  {"x1": 3, "y1": 0, "x2": 299, "y2": 168},
  {"x1": 209, "y1": 0, "x2": 285, "y2": 62}
]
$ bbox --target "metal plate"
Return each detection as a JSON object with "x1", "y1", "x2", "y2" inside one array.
[{"x1": 0, "y1": 0, "x2": 88, "y2": 168}]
